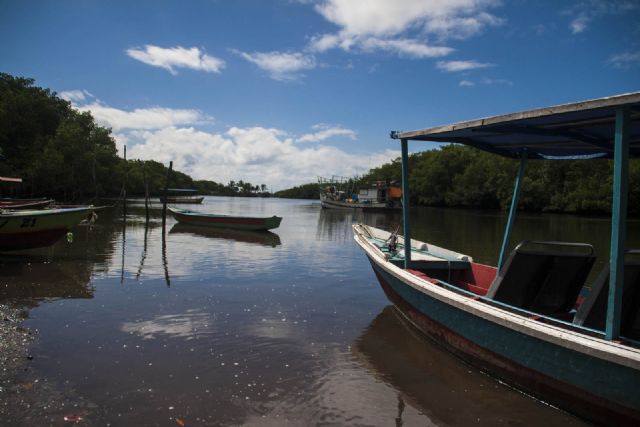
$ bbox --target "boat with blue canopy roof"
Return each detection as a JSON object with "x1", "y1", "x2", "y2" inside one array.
[{"x1": 353, "y1": 92, "x2": 640, "y2": 426}]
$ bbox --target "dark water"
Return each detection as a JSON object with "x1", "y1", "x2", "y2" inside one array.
[{"x1": 2, "y1": 197, "x2": 638, "y2": 426}]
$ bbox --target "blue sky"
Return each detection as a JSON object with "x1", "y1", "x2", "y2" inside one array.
[{"x1": 2, "y1": 0, "x2": 639, "y2": 189}]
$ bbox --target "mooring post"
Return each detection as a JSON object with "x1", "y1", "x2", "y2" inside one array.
[
  {"x1": 143, "y1": 163, "x2": 150, "y2": 224},
  {"x1": 162, "y1": 161, "x2": 173, "y2": 230}
]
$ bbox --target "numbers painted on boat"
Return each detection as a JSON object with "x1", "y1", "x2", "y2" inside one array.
[{"x1": 20, "y1": 217, "x2": 37, "y2": 228}]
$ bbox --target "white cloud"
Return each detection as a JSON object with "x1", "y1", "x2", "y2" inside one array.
[
  {"x1": 126, "y1": 125, "x2": 397, "y2": 190},
  {"x1": 459, "y1": 80, "x2": 475, "y2": 87},
  {"x1": 437, "y1": 60, "x2": 494, "y2": 72},
  {"x1": 126, "y1": 45, "x2": 225, "y2": 74},
  {"x1": 297, "y1": 124, "x2": 357, "y2": 143},
  {"x1": 308, "y1": 0, "x2": 502, "y2": 57},
  {"x1": 235, "y1": 50, "x2": 316, "y2": 81},
  {"x1": 58, "y1": 89, "x2": 92, "y2": 102},
  {"x1": 359, "y1": 37, "x2": 454, "y2": 58},
  {"x1": 77, "y1": 102, "x2": 212, "y2": 131},
  {"x1": 74, "y1": 100, "x2": 396, "y2": 189},
  {"x1": 608, "y1": 50, "x2": 640, "y2": 69}
]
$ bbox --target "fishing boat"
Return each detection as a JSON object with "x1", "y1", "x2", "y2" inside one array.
[
  {"x1": 168, "y1": 206, "x2": 282, "y2": 231},
  {"x1": 0, "y1": 206, "x2": 94, "y2": 251},
  {"x1": 0, "y1": 198, "x2": 53, "y2": 210},
  {"x1": 319, "y1": 176, "x2": 402, "y2": 211},
  {"x1": 353, "y1": 93, "x2": 640, "y2": 426},
  {"x1": 159, "y1": 188, "x2": 204, "y2": 204}
]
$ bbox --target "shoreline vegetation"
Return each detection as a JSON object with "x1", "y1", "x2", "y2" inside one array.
[{"x1": 1, "y1": 72, "x2": 638, "y2": 215}]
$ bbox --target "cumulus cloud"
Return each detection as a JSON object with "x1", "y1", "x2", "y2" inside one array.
[
  {"x1": 126, "y1": 45, "x2": 225, "y2": 74},
  {"x1": 308, "y1": 0, "x2": 502, "y2": 57},
  {"x1": 76, "y1": 100, "x2": 395, "y2": 189},
  {"x1": 436, "y1": 60, "x2": 494, "y2": 72},
  {"x1": 76, "y1": 103, "x2": 212, "y2": 131},
  {"x1": 297, "y1": 124, "x2": 357, "y2": 143},
  {"x1": 235, "y1": 50, "x2": 316, "y2": 81},
  {"x1": 127, "y1": 125, "x2": 397, "y2": 190}
]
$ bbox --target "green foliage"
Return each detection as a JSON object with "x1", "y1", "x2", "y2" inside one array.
[
  {"x1": 274, "y1": 182, "x2": 318, "y2": 199},
  {"x1": 0, "y1": 73, "x2": 271, "y2": 201}
]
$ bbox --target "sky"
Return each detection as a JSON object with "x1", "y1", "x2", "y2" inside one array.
[{"x1": 1, "y1": 0, "x2": 639, "y2": 190}]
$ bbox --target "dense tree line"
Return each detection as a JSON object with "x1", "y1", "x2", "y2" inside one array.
[
  {"x1": 278, "y1": 144, "x2": 639, "y2": 215},
  {"x1": 0, "y1": 73, "x2": 269, "y2": 201}
]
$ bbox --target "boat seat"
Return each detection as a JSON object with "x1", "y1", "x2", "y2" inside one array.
[
  {"x1": 573, "y1": 250, "x2": 640, "y2": 340},
  {"x1": 486, "y1": 241, "x2": 595, "y2": 315}
]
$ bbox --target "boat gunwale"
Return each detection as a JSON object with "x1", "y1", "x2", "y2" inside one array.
[
  {"x1": 353, "y1": 224, "x2": 640, "y2": 369},
  {"x1": 0, "y1": 206, "x2": 92, "y2": 217}
]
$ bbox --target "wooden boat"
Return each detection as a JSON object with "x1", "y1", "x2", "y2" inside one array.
[
  {"x1": 0, "y1": 198, "x2": 53, "y2": 209},
  {"x1": 318, "y1": 177, "x2": 401, "y2": 211},
  {"x1": 159, "y1": 195, "x2": 204, "y2": 204},
  {"x1": 0, "y1": 206, "x2": 94, "y2": 251},
  {"x1": 159, "y1": 188, "x2": 204, "y2": 204},
  {"x1": 168, "y1": 207, "x2": 282, "y2": 231},
  {"x1": 353, "y1": 93, "x2": 640, "y2": 426}
]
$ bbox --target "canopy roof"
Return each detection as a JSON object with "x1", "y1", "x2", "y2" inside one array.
[{"x1": 391, "y1": 92, "x2": 640, "y2": 160}]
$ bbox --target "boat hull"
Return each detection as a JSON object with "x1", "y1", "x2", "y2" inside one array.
[
  {"x1": 365, "y1": 255, "x2": 640, "y2": 426},
  {"x1": 0, "y1": 207, "x2": 92, "y2": 250},
  {"x1": 159, "y1": 196, "x2": 204, "y2": 204},
  {"x1": 169, "y1": 208, "x2": 282, "y2": 231},
  {"x1": 320, "y1": 197, "x2": 400, "y2": 212}
]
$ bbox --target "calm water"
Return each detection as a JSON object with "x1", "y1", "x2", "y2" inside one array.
[{"x1": 2, "y1": 197, "x2": 639, "y2": 426}]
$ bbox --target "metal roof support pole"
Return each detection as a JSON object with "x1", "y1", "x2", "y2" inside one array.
[
  {"x1": 401, "y1": 138, "x2": 412, "y2": 269},
  {"x1": 606, "y1": 107, "x2": 630, "y2": 341},
  {"x1": 497, "y1": 152, "x2": 527, "y2": 272}
]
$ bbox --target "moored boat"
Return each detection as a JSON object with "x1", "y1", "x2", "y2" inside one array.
[
  {"x1": 168, "y1": 206, "x2": 282, "y2": 231},
  {"x1": 319, "y1": 177, "x2": 402, "y2": 211},
  {"x1": 159, "y1": 188, "x2": 204, "y2": 204},
  {"x1": 0, "y1": 198, "x2": 53, "y2": 210},
  {"x1": 353, "y1": 93, "x2": 640, "y2": 426},
  {"x1": 0, "y1": 206, "x2": 94, "y2": 251}
]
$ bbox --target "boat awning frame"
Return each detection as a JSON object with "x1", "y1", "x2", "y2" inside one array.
[{"x1": 391, "y1": 92, "x2": 640, "y2": 160}]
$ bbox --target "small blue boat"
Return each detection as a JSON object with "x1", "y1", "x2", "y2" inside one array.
[{"x1": 353, "y1": 92, "x2": 640, "y2": 426}]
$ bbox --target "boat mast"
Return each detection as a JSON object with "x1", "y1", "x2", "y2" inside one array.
[
  {"x1": 607, "y1": 107, "x2": 630, "y2": 341},
  {"x1": 497, "y1": 151, "x2": 527, "y2": 272}
]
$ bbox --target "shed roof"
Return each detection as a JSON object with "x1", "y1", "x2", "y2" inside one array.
[{"x1": 391, "y1": 92, "x2": 640, "y2": 159}]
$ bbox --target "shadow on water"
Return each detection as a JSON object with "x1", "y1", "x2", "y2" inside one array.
[
  {"x1": 352, "y1": 306, "x2": 590, "y2": 427},
  {"x1": 169, "y1": 223, "x2": 282, "y2": 247}
]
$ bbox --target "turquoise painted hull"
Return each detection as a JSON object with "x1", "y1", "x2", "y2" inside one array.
[{"x1": 368, "y1": 257, "x2": 640, "y2": 426}]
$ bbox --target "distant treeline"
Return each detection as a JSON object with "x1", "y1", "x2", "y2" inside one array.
[
  {"x1": 277, "y1": 144, "x2": 640, "y2": 215},
  {"x1": 0, "y1": 73, "x2": 269, "y2": 201}
]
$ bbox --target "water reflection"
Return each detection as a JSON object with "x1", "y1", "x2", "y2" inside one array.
[
  {"x1": 0, "y1": 254, "x2": 94, "y2": 302},
  {"x1": 316, "y1": 208, "x2": 401, "y2": 241},
  {"x1": 352, "y1": 306, "x2": 589, "y2": 427},
  {"x1": 170, "y1": 223, "x2": 282, "y2": 247}
]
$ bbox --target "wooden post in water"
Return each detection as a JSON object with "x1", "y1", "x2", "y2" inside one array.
[
  {"x1": 143, "y1": 163, "x2": 150, "y2": 224},
  {"x1": 122, "y1": 145, "x2": 128, "y2": 217},
  {"x1": 162, "y1": 161, "x2": 173, "y2": 230}
]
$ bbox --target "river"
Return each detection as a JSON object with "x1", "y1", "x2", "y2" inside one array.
[{"x1": 2, "y1": 196, "x2": 638, "y2": 426}]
